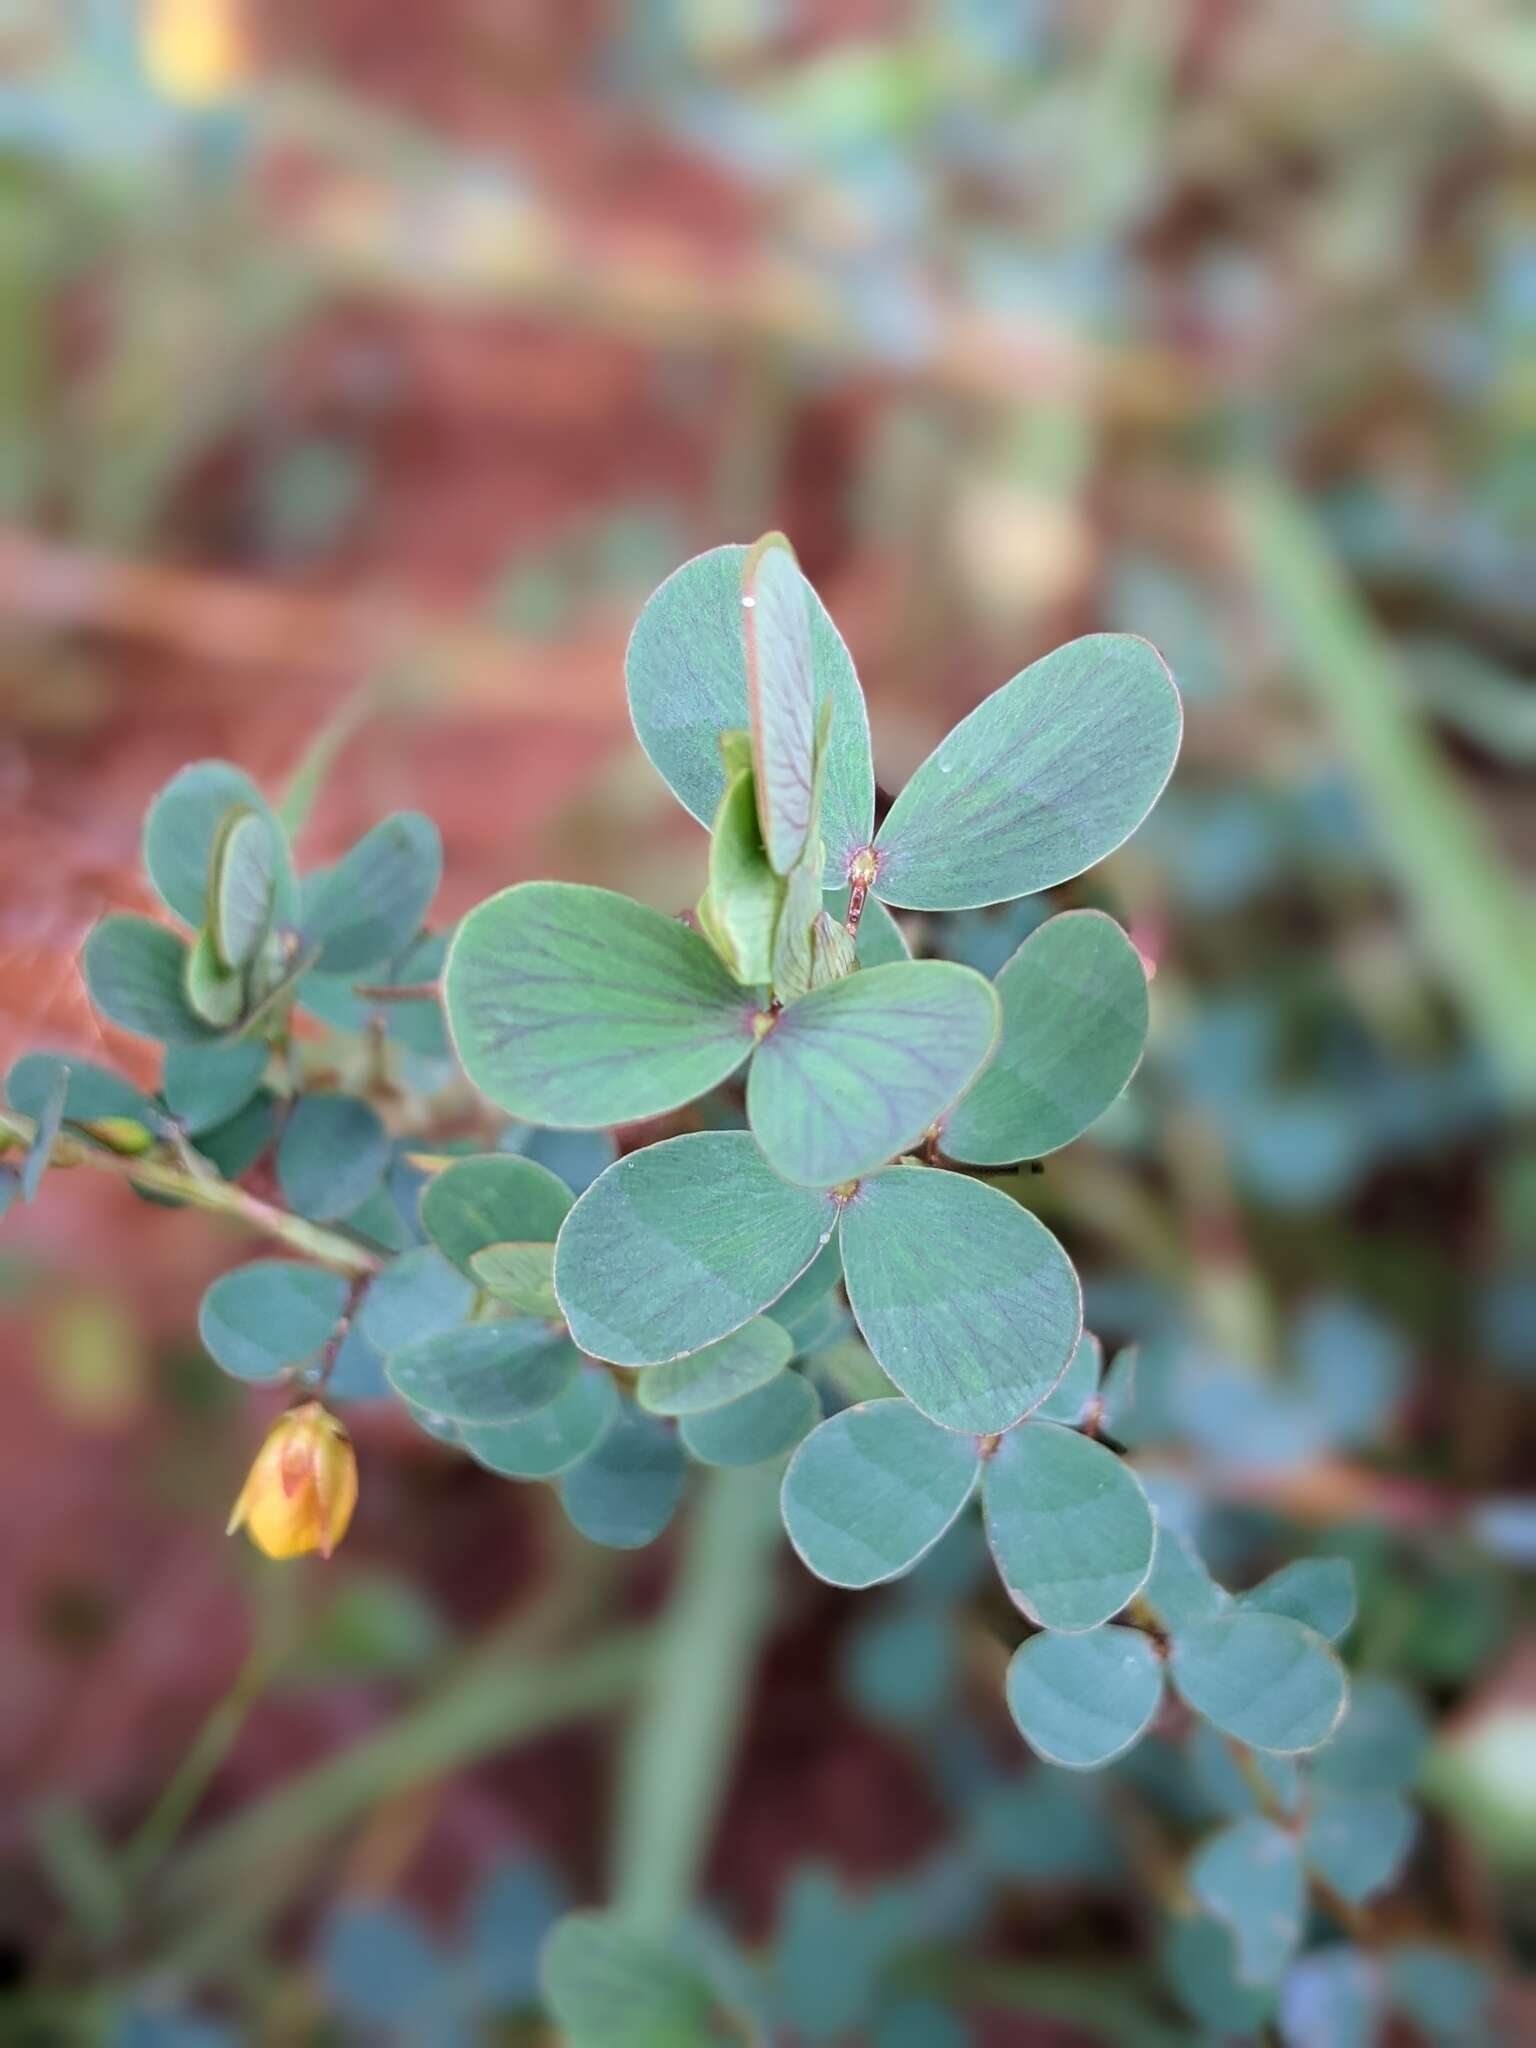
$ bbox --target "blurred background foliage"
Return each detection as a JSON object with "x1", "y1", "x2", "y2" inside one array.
[{"x1": 0, "y1": 0, "x2": 1532, "y2": 2041}]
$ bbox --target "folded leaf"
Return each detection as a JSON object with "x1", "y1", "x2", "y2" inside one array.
[
  {"x1": 744, "y1": 533, "x2": 819, "y2": 874},
  {"x1": 942, "y1": 911, "x2": 1149, "y2": 1163},
  {"x1": 143, "y1": 760, "x2": 297, "y2": 929},
  {"x1": 748, "y1": 961, "x2": 998, "y2": 1187},
  {"x1": 210, "y1": 807, "x2": 279, "y2": 971},
  {"x1": 445, "y1": 882, "x2": 755, "y2": 1125},
  {"x1": 703, "y1": 764, "x2": 784, "y2": 984},
  {"x1": 780, "y1": 1399, "x2": 980, "y2": 1588},
  {"x1": 872, "y1": 634, "x2": 1182, "y2": 909},
  {"x1": 1006, "y1": 1623, "x2": 1164, "y2": 1769},
  {"x1": 838, "y1": 1166, "x2": 1081, "y2": 1433},
  {"x1": 983, "y1": 1420, "x2": 1155, "y2": 1631}
]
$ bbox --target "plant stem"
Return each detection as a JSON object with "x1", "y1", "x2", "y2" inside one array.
[
  {"x1": 0, "y1": 1109, "x2": 379, "y2": 1276},
  {"x1": 610, "y1": 1462, "x2": 783, "y2": 1933}
]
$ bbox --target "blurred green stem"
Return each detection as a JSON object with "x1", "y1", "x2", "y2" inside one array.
[{"x1": 610, "y1": 1462, "x2": 783, "y2": 1933}]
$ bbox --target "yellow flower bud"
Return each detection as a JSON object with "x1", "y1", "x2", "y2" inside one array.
[
  {"x1": 142, "y1": 0, "x2": 249, "y2": 107},
  {"x1": 83, "y1": 1117, "x2": 156, "y2": 1156},
  {"x1": 226, "y1": 1401, "x2": 357, "y2": 1560}
]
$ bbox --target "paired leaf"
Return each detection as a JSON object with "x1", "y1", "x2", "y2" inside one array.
[
  {"x1": 983, "y1": 1421, "x2": 1155, "y2": 1631},
  {"x1": 470, "y1": 1242, "x2": 560, "y2": 1318},
  {"x1": 1190, "y1": 1817, "x2": 1305, "y2": 1985},
  {"x1": 679, "y1": 1370, "x2": 820, "y2": 1466},
  {"x1": 743, "y1": 533, "x2": 819, "y2": 874},
  {"x1": 942, "y1": 911, "x2": 1149, "y2": 1163},
  {"x1": 199, "y1": 1261, "x2": 349, "y2": 1381},
  {"x1": 1238, "y1": 1558, "x2": 1356, "y2": 1643},
  {"x1": 637, "y1": 1319, "x2": 794, "y2": 1416},
  {"x1": 1005, "y1": 1623, "x2": 1164, "y2": 1769},
  {"x1": 625, "y1": 543, "x2": 875, "y2": 882},
  {"x1": 302, "y1": 812, "x2": 441, "y2": 975},
  {"x1": 838, "y1": 1166, "x2": 1081, "y2": 1433},
  {"x1": 872, "y1": 634, "x2": 1182, "y2": 909},
  {"x1": 420, "y1": 1153, "x2": 573, "y2": 1277},
  {"x1": 747, "y1": 961, "x2": 998, "y2": 1187},
  {"x1": 462, "y1": 1365, "x2": 619, "y2": 1478},
  {"x1": 780, "y1": 1399, "x2": 980, "y2": 1588},
  {"x1": 559, "y1": 1407, "x2": 687, "y2": 1549},
  {"x1": 444, "y1": 883, "x2": 754, "y2": 1125},
  {"x1": 276, "y1": 1094, "x2": 390, "y2": 1222},
  {"x1": 142, "y1": 761, "x2": 296, "y2": 929},
  {"x1": 358, "y1": 1246, "x2": 475, "y2": 1353},
  {"x1": 1170, "y1": 1613, "x2": 1348, "y2": 1754},
  {"x1": 554, "y1": 1133, "x2": 838, "y2": 1365},
  {"x1": 83, "y1": 917, "x2": 218, "y2": 1045},
  {"x1": 386, "y1": 1322, "x2": 580, "y2": 1424},
  {"x1": 162, "y1": 1040, "x2": 268, "y2": 1135}
]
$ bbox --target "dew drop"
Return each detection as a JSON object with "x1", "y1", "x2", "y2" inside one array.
[{"x1": 741, "y1": 594, "x2": 757, "y2": 609}]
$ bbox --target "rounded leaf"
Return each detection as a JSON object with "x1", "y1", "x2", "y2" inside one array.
[
  {"x1": 143, "y1": 760, "x2": 296, "y2": 930},
  {"x1": 162, "y1": 1040, "x2": 268, "y2": 1135},
  {"x1": 1191, "y1": 1818, "x2": 1305, "y2": 1986},
  {"x1": 1305, "y1": 1791, "x2": 1416, "y2": 1905},
  {"x1": 839, "y1": 1166, "x2": 1081, "y2": 1434},
  {"x1": 1170, "y1": 1613, "x2": 1348, "y2": 1754},
  {"x1": 420, "y1": 1154, "x2": 572, "y2": 1278},
  {"x1": 444, "y1": 882, "x2": 755, "y2": 1126},
  {"x1": 748, "y1": 961, "x2": 999, "y2": 1188},
  {"x1": 199, "y1": 1261, "x2": 349, "y2": 1381},
  {"x1": 302, "y1": 812, "x2": 441, "y2": 975},
  {"x1": 1238, "y1": 1558, "x2": 1356, "y2": 1643},
  {"x1": 83, "y1": 916, "x2": 217, "y2": 1045},
  {"x1": 679, "y1": 1369, "x2": 820, "y2": 1466},
  {"x1": 359, "y1": 1247, "x2": 476, "y2": 1353},
  {"x1": 626, "y1": 543, "x2": 874, "y2": 882},
  {"x1": 1005, "y1": 1623, "x2": 1164, "y2": 1769},
  {"x1": 559, "y1": 1407, "x2": 687, "y2": 1550},
  {"x1": 872, "y1": 634, "x2": 1182, "y2": 909},
  {"x1": 942, "y1": 911, "x2": 1149, "y2": 1163},
  {"x1": 461, "y1": 1365, "x2": 619, "y2": 1478},
  {"x1": 386, "y1": 1322, "x2": 580, "y2": 1424},
  {"x1": 554, "y1": 1132, "x2": 838, "y2": 1366},
  {"x1": 276, "y1": 1094, "x2": 390, "y2": 1222},
  {"x1": 637, "y1": 1319, "x2": 794, "y2": 1416},
  {"x1": 780, "y1": 1399, "x2": 980, "y2": 1588},
  {"x1": 470, "y1": 1242, "x2": 560, "y2": 1318},
  {"x1": 983, "y1": 1420, "x2": 1155, "y2": 1631}
]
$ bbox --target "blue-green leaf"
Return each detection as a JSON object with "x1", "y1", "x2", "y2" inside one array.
[
  {"x1": 199, "y1": 1262, "x2": 349, "y2": 1381},
  {"x1": 358, "y1": 1247, "x2": 473, "y2": 1355},
  {"x1": 142, "y1": 761, "x2": 296, "y2": 929},
  {"x1": 559, "y1": 1407, "x2": 687, "y2": 1549},
  {"x1": 747, "y1": 961, "x2": 998, "y2": 1187},
  {"x1": 637, "y1": 1319, "x2": 794, "y2": 1416},
  {"x1": 983, "y1": 1421, "x2": 1155, "y2": 1631},
  {"x1": 386, "y1": 1323, "x2": 579, "y2": 1424},
  {"x1": 1311, "y1": 1677, "x2": 1430, "y2": 1795},
  {"x1": 625, "y1": 543, "x2": 874, "y2": 883},
  {"x1": 679, "y1": 1369, "x2": 820, "y2": 1466},
  {"x1": 162, "y1": 1041, "x2": 268, "y2": 1135},
  {"x1": 1305, "y1": 1791, "x2": 1416, "y2": 1904},
  {"x1": 1005, "y1": 1623, "x2": 1164, "y2": 1769},
  {"x1": 83, "y1": 917, "x2": 218, "y2": 1045},
  {"x1": 461, "y1": 1365, "x2": 619, "y2": 1478},
  {"x1": 1191, "y1": 1817, "x2": 1305, "y2": 1985},
  {"x1": 872, "y1": 634, "x2": 1182, "y2": 909},
  {"x1": 19, "y1": 1063, "x2": 66, "y2": 1202},
  {"x1": 1170, "y1": 1613, "x2": 1348, "y2": 1754},
  {"x1": 7, "y1": 1053, "x2": 156, "y2": 1127},
  {"x1": 540, "y1": 1911, "x2": 719, "y2": 2048},
  {"x1": 419, "y1": 1153, "x2": 573, "y2": 1278},
  {"x1": 1239, "y1": 1558, "x2": 1356, "y2": 1643},
  {"x1": 1142, "y1": 1523, "x2": 1232, "y2": 1632},
  {"x1": 743, "y1": 533, "x2": 819, "y2": 875},
  {"x1": 838, "y1": 1166, "x2": 1081, "y2": 1433},
  {"x1": 302, "y1": 813, "x2": 441, "y2": 975},
  {"x1": 1384, "y1": 1943, "x2": 1493, "y2": 2044},
  {"x1": 276, "y1": 1094, "x2": 390, "y2": 1222},
  {"x1": 469, "y1": 1242, "x2": 560, "y2": 1318},
  {"x1": 444, "y1": 882, "x2": 754, "y2": 1126},
  {"x1": 780, "y1": 1399, "x2": 980, "y2": 1588},
  {"x1": 182, "y1": 928, "x2": 245, "y2": 1030},
  {"x1": 555, "y1": 1133, "x2": 838, "y2": 1366},
  {"x1": 942, "y1": 911, "x2": 1149, "y2": 1163},
  {"x1": 1033, "y1": 1329, "x2": 1103, "y2": 1424},
  {"x1": 209, "y1": 808, "x2": 279, "y2": 970}
]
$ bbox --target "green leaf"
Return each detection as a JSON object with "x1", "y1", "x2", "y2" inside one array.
[
  {"x1": 766, "y1": 1235, "x2": 844, "y2": 1338},
  {"x1": 359, "y1": 1246, "x2": 475, "y2": 1353},
  {"x1": 1238, "y1": 1558, "x2": 1356, "y2": 1643},
  {"x1": 198, "y1": 1261, "x2": 349, "y2": 1381},
  {"x1": 780, "y1": 1399, "x2": 980, "y2": 1588},
  {"x1": 768, "y1": 830, "x2": 830, "y2": 1003},
  {"x1": 701, "y1": 764, "x2": 784, "y2": 983},
  {"x1": 743, "y1": 533, "x2": 819, "y2": 875},
  {"x1": 1142, "y1": 1522, "x2": 1232, "y2": 1631},
  {"x1": 540, "y1": 1911, "x2": 719, "y2": 2048},
  {"x1": 1170, "y1": 1614, "x2": 1348, "y2": 1754},
  {"x1": 470, "y1": 1242, "x2": 560, "y2": 1318},
  {"x1": 625, "y1": 543, "x2": 875, "y2": 883},
  {"x1": 419, "y1": 1154, "x2": 573, "y2": 1278},
  {"x1": 444, "y1": 882, "x2": 754, "y2": 1125},
  {"x1": 1034, "y1": 1329, "x2": 1103, "y2": 1424},
  {"x1": 1005, "y1": 1623, "x2": 1164, "y2": 1769},
  {"x1": 302, "y1": 812, "x2": 441, "y2": 975},
  {"x1": 1384, "y1": 1943, "x2": 1493, "y2": 2044},
  {"x1": 1305, "y1": 1791, "x2": 1416, "y2": 1904},
  {"x1": 559, "y1": 1407, "x2": 687, "y2": 1549},
  {"x1": 983, "y1": 1421, "x2": 1155, "y2": 1631},
  {"x1": 679, "y1": 1369, "x2": 820, "y2": 1466},
  {"x1": 872, "y1": 634, "x2": 1182, "y2": 910},
  {"x1": 19, "y1": 1063, "x2": 66, "y2": 1202},
  {"x1": 1190, "y1": 1817, "x2": 1305, "y2": 1985},
  {"x1": 386, "y1": 1322, "x2": 580, "y2": 1424},
  {"x1": 162, "y1": 1040, "x2": 268, "y2": 1135},
  {"x1": 182, "y1": 927, "x2": 245, "y2": 1030},
  {"x1": 838, "y1": 1166, "x2": 1081, "y2": 1433},
  {"x1": 942, "y1": 911, "x2": 1149, "y2": 1163},
  {"x1": 142, "y1": 761, "x2": 296, "y2": 929},
  {"x1": 1310, "y1": 1677, "x2": 1430, "y2": 1795},
  {"x1": 747, "y1": 961, "x2": 998, "y2": 1188},
  {"x1": 83, "y1": 916, "x2": 218, "y2": 1044},
  {"x1": 209, "y1": 808, "x2": 278, "y2": 970},
  {"x1": 554, "y1": 1132, "x2": 838, "y2": 1366},
  {"x1": 637, "y1": 1319, "x2": 794, "y2": 1416},
  {"x1": 276, "y1": 1094, "x2": 390, "y2": 1222},
  {"x1": 7, "y1": 1054, "x2": 156, "y2": 1127},
  {"x1": 461, "y1": 1364, "x2": 619, "y2": 1478},
  {"x1": 194, "y1": 1091, "x2": 276, "y2": 1179}
]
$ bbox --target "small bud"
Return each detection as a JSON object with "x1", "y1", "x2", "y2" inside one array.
[
  {"x1": 226, "y1": 1401, "x2": 357, "y2": 1560},
  {"x1": 83, "y1": 1117, "x2": 156, "y2": 1156}
]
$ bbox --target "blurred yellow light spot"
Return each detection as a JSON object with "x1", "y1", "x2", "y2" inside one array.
[{"x1": 142, "y1": 0, "x2": 248, "y2": 107}]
